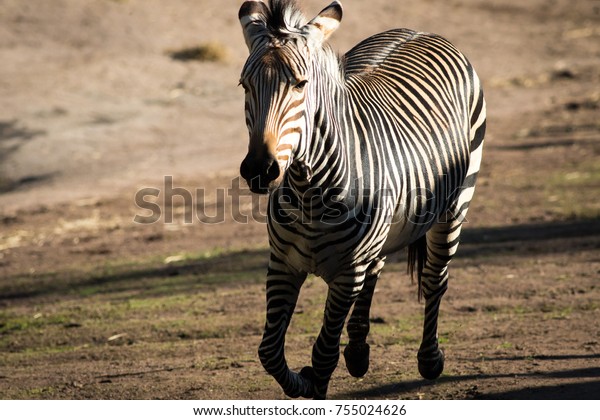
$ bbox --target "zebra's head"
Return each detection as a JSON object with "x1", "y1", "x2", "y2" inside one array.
[{"x1": 238, "y1": 0, "x2": 343, "y2": 194}]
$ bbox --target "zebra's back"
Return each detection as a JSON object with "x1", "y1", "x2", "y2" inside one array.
[
  {"x1": 342, "y1": 28, "x2": 485, "y2": 252},
  {"x1": 344, "y1": 28, "x2": 477, "y2": 140},
  {"x1": 344, "y1": 28, "x2": 474, "y2": 100}
]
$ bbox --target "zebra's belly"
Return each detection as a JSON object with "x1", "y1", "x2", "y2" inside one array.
[
  {"x1": 380, "y1": 222, "x2": 416, "y2": 255},
  {"x1": 379, "y1": 208, "x2": 437, "y2": 255},
  {"x1": 271, "y1": 225, "x2": 381, "y2": 282},
  {"x1": 270, "y1": 194, "x2": 443, "y2": 278}
]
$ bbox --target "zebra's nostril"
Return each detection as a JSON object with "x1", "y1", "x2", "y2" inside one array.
[{"x1": 265, "y1": 158, "x2": 280, "y2": 182}]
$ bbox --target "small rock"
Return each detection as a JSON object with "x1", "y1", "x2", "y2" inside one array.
[
  {"x1": 552, "y1": 68, "x2": 576, "y2": 80},
  {"x1": 369, "y1": 317, "x2": 386, "y2": 324}
]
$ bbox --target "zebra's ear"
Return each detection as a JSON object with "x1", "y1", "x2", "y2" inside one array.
[
  {"x1": 304, "y1": 1, "x2": 343, "y2": 43},
  {"x1": 239, "y1": 1, "x2": 269, "y2": 51}
]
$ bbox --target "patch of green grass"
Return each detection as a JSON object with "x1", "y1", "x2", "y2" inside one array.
[
  {"x1": 290, "y1": 309, "x2": 324, "y2": 335},
  {"x1": 21, "y1": 345, "x2": 81, "y2": 356},
  {"x1": 578, "y1": 301, "x2": 599, "y2": 311},
  {"x1": 0, "y1": 317, "x2": 31, "y2": 334},
  {"x1": 27, "y1": 387, "x2": 57, "y2": 398},
  {"x1": 545, "y1": 160, "x2": 600, "y2": 219},
  {"x1": 512, "y1": 305, "x2": 528, "y2": 315},
  {"x1": 0, "y1": 247, "x2": 273, "y2": 357},
  {"x1": 544, "y1": 307, "x2": 573, "y2": 320},
  {"x1": 0, "y1": 312, "x2": 72, "y2": 334},
  {"x1": 370, "y1": 317, "x2": 421, "y2": 346},
  {"x1": 438, "y1": 335, "x2": 450, "y2": 345},
  {"x1": 126, "y1": 294, "x2": 192, "y2": 311}
]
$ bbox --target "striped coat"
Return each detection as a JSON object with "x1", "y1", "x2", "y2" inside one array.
[{"x1": 238, "y1": 0, "x2": 486, "y2": 399}]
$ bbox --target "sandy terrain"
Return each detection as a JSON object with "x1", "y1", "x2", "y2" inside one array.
[{"x1": 0, "y1": 0, "x2": 599, "y2": 400}]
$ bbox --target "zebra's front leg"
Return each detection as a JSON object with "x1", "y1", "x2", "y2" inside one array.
[
  {"x1": 343, "y1": 257, "x2": 385, "y2": 378},
  {"x1": 302, "y1": 273, "x2": 365, "y2": 399},
  {"x1": 258, "y1": 256, "x2": 312, "y2": 398}
]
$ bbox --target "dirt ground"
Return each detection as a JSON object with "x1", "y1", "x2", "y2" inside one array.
[{"x1": 1, "y1": 0, "x2": 599, "y2": 400}]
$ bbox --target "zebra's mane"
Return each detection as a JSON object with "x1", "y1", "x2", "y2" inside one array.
[
  {"x1": 257, "y1": 0, "x2": 345, "y2": 81},
  {"x1": 265, "y1": 0, "x2": 307, "y2": 35}
]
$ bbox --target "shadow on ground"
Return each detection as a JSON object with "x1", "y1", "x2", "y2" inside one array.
[
  {"x1": 3, "y1": 217, "x2": 599, "y2": 303},
  {"x1": 0, "y1": 249, "x2": 270, "y2": 302},
  {"x1": 459, "y1": 217, "x2": 600, "y2": 258},
  {"x1": 335, "y1": 354, "x2": 600, "y2": 399},
  {"x1": 0, "y1": 120, "x2": 50, "y2": 193}
]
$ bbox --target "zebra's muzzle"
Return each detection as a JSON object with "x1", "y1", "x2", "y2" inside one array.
[{"x1": 240, "y1": 153, "x2": 281, "y2": 194}]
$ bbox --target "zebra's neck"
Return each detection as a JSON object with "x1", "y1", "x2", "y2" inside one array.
[{"x1": 285, "y1": 59, "x2": 358, "y2": 214}]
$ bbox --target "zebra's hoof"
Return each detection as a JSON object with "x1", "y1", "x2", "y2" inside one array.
[
  {"x1": 418, "y1": 349, "x2": 445, "y2": 380},
  {"x1": 299, "y1": 366, "x2": 316, "y2": 382},
  {"x1": 343, "y1": 342, "x2": 370, "y2": 378},
  {"x1": 299, "y1": 367, "x2": 327, "y2": 400},
  {"x1": 284, "y1": 367, "x2": 316, "y2": 399}
]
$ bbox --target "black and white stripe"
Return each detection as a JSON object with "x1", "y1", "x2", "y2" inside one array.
[{"x1": 238, "y1": 0, "x2": 486, "y2": 399}]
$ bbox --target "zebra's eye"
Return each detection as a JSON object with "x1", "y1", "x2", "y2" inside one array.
[{"x1": 294, "y1": 80, "x2": 308, "y2": 91}]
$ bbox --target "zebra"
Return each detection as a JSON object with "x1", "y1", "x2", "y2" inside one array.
[{"x1": 238, "y1": 0, "x2": 486, "y2": 399}]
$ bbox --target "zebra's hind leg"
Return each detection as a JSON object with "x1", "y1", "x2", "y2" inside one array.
[
  {"x1": 343, "y1": 257, "x2": 385, "y2": 378},
  {"x1": 417, "y1": 217, "x2": 464, "y2": 380}
]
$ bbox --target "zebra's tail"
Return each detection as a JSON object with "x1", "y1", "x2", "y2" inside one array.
[{"x1": 407, "y1": 235, "x2": 427, "y2": 302}]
